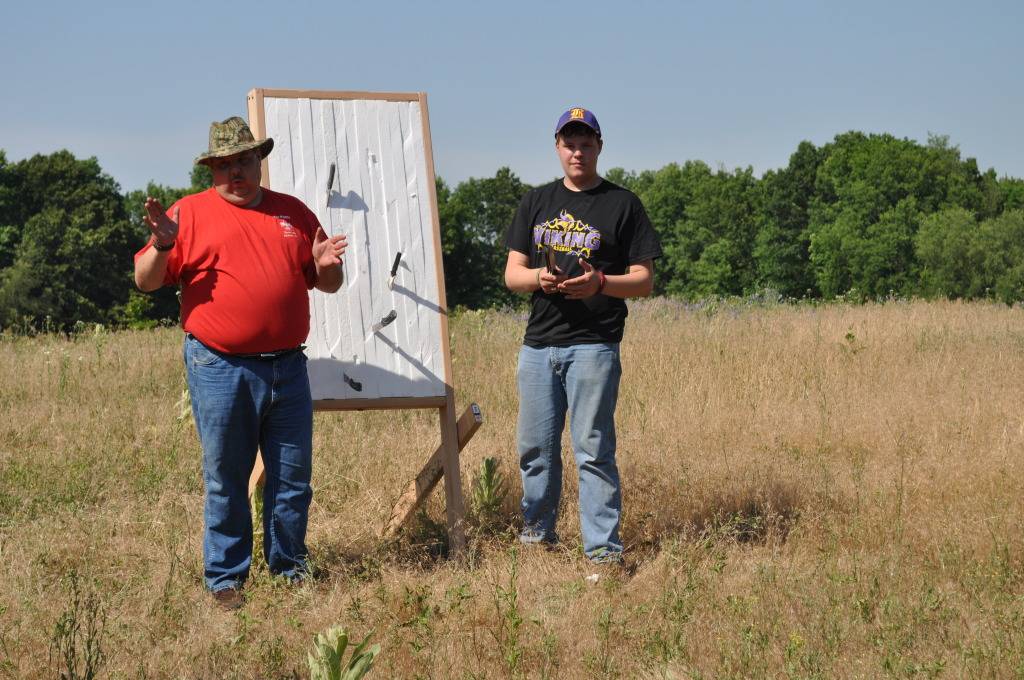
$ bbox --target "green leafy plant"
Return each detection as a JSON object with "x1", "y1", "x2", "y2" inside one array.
[
  {"x1": 49, "y1": 571, "x2": 107, "y2": 680},
  {"x1": 471, "y1": 457, "x2": 508, "y2": 532},
  {"x1": 490, "y1": 549, "x2": 525, "y2": 678},
  {"x1": 307, "y1": 625, "x2": 380, "y2": 680}
]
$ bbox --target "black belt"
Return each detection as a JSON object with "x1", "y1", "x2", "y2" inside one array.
[
  {"x1": 232, "y1": 347, "x2": 305, "y2": 360},
  {"x1": 188, "y1": 334, "x2": 304, "y2": 360}
]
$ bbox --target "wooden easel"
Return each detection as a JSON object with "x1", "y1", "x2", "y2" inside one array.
[{"x1": 245, "y1": 89, "x2": 480, "y2": 554}]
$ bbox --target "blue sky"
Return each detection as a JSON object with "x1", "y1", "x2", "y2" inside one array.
[{"x1": 2, "y1": 0, "x2": 1021, "y2": 193}]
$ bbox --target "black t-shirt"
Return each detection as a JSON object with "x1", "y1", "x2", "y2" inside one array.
[{"x1": 505, "y1": 179, "x2": 662, "y2": 347}]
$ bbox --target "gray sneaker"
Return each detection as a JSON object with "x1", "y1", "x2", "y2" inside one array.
[
  {"x1": 585, "y1": 549, "x2": 631, "y2": 583},
  {"x1": 519, "y1": 529, "x2": 558, "y2": 548},
  {"x1": 587, "y1": 547, "x2": 624, "y2": 565}
]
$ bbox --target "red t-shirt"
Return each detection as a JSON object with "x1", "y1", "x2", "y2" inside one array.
[{"x1": 134, "y1": 188, "x2": 321, "y2": 354}]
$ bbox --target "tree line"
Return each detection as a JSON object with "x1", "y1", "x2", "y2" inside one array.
[{"x1": 1, "y1": 131, "x2": 1023, "y2": 331}]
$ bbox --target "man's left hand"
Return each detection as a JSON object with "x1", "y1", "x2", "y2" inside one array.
[
  {"x1": 558, "y1": 258, "x2": 602, "y2": 299},
  {"x1": 313, "y1": 229, "x2": 347, "y2": 268}
]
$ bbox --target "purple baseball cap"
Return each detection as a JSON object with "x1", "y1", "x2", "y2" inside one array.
[{"x1": 555, "y1": 107, "x2": 601, "y2": 138}]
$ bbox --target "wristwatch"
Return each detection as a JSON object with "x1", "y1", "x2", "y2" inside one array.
[{"x1": 152, "y1": 239, "x2": 175, "y2": 252}]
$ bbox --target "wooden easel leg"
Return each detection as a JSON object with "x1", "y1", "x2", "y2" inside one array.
[
  {"x1": 248, "y1": 453, "x2": 265, "y2": 499},
  {"x1": 381, "y1": 402, "x2": 483, "y2": 540},
  {"x1": 438, "y1": 389, "x2": 467, "y2": 554}
]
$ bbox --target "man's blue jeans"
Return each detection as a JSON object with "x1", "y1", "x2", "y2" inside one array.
[
  {"x1": 184, "y1": 335, "x2": 313, "y2": 592},
  {"x1": 516, "y1": 342, "x2": 623, "y2": 560}
]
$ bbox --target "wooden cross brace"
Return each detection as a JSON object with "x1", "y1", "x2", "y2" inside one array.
[{"x1": 381, "y1": 402, "x2": 483, "y2": 539}]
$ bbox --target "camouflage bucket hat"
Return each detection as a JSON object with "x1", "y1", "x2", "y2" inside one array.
[{"x1": 194, "y1": 116, "x2": 274, "y2": 166}]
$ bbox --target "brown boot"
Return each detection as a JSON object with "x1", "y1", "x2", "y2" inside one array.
[{"x1": 211, "y1": 587, "x2": 243, "y2": 611}]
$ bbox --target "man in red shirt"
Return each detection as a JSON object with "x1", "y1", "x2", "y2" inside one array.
[{"x1": 134, "y1": 117, "x2": 346, "y2": 609}]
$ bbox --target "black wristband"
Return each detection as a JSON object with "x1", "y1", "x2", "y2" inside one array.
[{"x1": 152, "y1": 240, "x2": 175, "y2": 252}]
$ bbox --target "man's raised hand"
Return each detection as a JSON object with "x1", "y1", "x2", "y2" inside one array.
[
  {"x1": 312, "y1": 228, "x2": 347, "y2": 268},
  {"x1": 144, "y1": 197, "x2": 179, "y2": 247}
]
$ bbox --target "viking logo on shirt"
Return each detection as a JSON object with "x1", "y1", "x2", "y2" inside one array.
[
  {"x1": 532, "y1": 210, "x2": 601, "y2": 258},
  {"x1": 276, "y1": 215, "x2": 298, "y2": 238}
]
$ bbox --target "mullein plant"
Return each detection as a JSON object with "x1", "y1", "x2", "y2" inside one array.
[
  {"x1": 307, "y1": 625, "x2": 380, "y2": 680},
  {"x1": 471, "y1": 457, "x2": 508, "y2": 532}
]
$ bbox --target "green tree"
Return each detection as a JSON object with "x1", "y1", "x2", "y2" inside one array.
[
  {"x1": 0, "y1": 151, "x2": 18, "y2": 270},
  {"x1": 810, "y1": 198, "x2": 921, "y2": 299},
  {"x1": 624, "y1": 161, "x2": 713, "y2": 295},
  {"x1": 438, "y1": 167, "x2": 530, "y2": 309},
  {"x1": 914, "y1": 207, "x2": 981, "y2": 298},
  {"x1": 655, "y1": 164, "x2": 761, "y2": 298},
  {"x1": 603, "y1": 167, "x2": 638, "y2": 192},
  {"x1": 918, "y1": 134, "x2": 991, "y2": 216},
  {"x1": 806, "y1": 132, "x2": 993, "y2": 299},
  {"x1": 190, "y1": 163, "x2": 212, "y2": 190},
  {"x1": 1001, "y1": 177, "x2": 1024, "y2": 212},
  {"x1": 690, "y1": 167, "x2": 762, "y2": 296},
  {"x1": 754, "y1": 141, "x2": 822, "y2": 297},
  {"x1": 975, "y1": 210, "x2": 1024, "y2": 303},
  {"x1": 0, "y1": 151, "x2": 137, "y2": 330}
]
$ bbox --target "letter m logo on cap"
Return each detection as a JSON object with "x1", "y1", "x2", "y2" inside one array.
[{"x1": 570, "y1": 108, "x2": 586, "y2": 119}]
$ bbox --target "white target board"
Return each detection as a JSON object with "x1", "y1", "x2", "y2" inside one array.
[{"x1": 247, "y1": 89, "x2": 451, "y2": 409}]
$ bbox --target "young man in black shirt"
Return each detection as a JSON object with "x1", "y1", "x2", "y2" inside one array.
[{"x1": 504, "y1": 107, "x2": 662, "y2": 565}]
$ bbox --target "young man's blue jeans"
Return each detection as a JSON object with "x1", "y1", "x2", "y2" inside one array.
[
  {"x1": 516, "y1": 342, "x2": 623, "y2": 561},
  {"x1": 184, "y1": 335, "x2": 313, "y2": 592}
]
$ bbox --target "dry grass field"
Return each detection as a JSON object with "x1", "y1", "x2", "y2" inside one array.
[{"x1": 3, "y1": 299, "x2": 1024, "y2": 678}]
